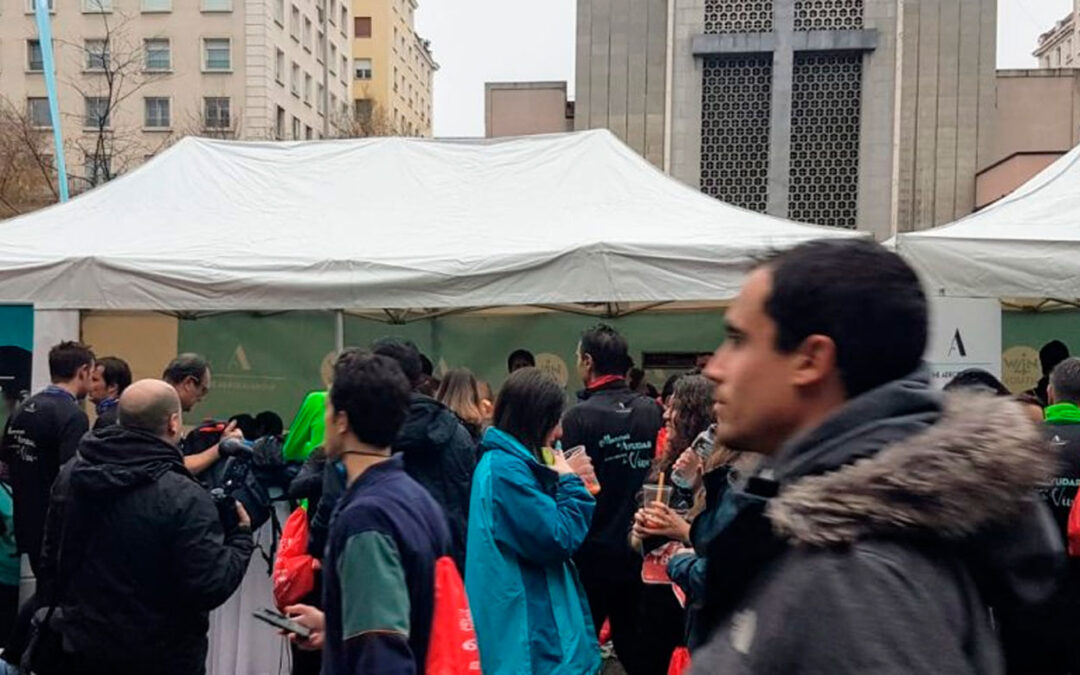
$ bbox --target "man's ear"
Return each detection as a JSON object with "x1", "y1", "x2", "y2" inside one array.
[{"x1": 790, "y1": 334, "x2": 838, "y2": 388}]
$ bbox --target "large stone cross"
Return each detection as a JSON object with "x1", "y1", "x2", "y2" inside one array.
[{"x1": 691, "y1": 0, "x2": 877, "y2": 217}]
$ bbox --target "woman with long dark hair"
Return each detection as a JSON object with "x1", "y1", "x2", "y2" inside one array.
[
  {"x1": 629, "y1": 375, "x2": 714, "y2": 674},
  {"x1": 465, "y1": 368, "x2": 601, "y2": 674}
]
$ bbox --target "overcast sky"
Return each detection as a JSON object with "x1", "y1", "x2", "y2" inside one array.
[{"x1": 417, "y1": 0, "x2": 1073, "y2": 138}]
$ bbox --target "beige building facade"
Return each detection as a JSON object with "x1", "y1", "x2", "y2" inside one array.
[
  {"x1": 976, "y1": 69, "x2": 1080, "y2": 208},
  {"x1": 484, "y1": 82, "x2": 574, "y2": 138},
  {"x1": 351, "y1": 0, "x2": 435, "y2": 136},
  {"x1": 1034, "y1": 1, "x2": 1080, "y2": 68},
  {"x1": 0, "y1": 0, "x2": 351, "y2": 194}
]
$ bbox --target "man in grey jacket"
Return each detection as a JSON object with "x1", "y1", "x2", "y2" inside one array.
[{"x1": 691, "y1": 239, "x2": 1062, "y2": 674}]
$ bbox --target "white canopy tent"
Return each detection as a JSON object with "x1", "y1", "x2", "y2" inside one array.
[
  {"x1": 0, "y1": 129, "x2": 862, "y2": 312},
  {"x1": 896, "y1": 144, "x2": 1080, "y2": 301}
]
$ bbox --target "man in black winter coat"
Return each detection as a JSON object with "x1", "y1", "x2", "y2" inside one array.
[
  {"x1": 691, "y1": 239, "x2": 1061, "y2": 675},
  {"x1": 38, "y1": 379, "x2": 254, "y2": 675},
  {"x1": 372, "y1": 338, "x2": 475, "y2": 572},
  {"x1": 561, "y1": 324, "x2": 664, "y2": 675}
]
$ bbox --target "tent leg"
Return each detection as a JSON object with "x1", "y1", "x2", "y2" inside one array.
[{"x1": 335, "y1": 310, "x2": 345, "y2": 354}]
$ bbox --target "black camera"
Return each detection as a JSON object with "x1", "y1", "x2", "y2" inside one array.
[{"x1": 207, "y1": 438, "x2": 271, "y2": 530}]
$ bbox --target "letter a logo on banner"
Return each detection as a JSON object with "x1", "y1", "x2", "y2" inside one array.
[
  {"x1": 229, "y1": 344, "x2": 252, "y2": 372},
  {"x1": 948, "y1": 329, "x2": 968, "y2": 358}
]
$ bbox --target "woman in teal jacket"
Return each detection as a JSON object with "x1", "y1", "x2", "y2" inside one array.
[{"x1": 466, "y1": 368, "x2": 601, "y2": 674}]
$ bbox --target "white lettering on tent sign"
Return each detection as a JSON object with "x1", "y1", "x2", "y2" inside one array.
[{"x1": 925, "y1": 297, "x2": 1001, "y2": 389}]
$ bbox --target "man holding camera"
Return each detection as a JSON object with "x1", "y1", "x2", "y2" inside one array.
[
  {"x1": 162, "y1": 354, "x2": 245, "y2": 475},
  {"x1": 35, "y1": 379, "x2": 253, "y2": 675}
]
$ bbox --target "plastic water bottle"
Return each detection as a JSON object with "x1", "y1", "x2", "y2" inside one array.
[{"x1": 671, "y1": 425, "x2": 716, "y2": 489}]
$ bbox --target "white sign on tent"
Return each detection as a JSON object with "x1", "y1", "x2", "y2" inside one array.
[{"x1": 924, "y1": 297, "x2": 1002, "y2": 389}]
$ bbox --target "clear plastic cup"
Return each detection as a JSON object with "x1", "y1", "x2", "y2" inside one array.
[
  {"x1": 564, "y1": 445, "x2": 601, "y2": 495},
  {"x1": 642, "y1": 483, "x2": 673, "y2": 506}
]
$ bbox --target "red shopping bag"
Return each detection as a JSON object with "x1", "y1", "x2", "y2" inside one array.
[
  {"x1": 426, "y1": 557, "x2": 481, "y2": 674},
  {"x1": 272, "y1": 507, "x2": 319, "y2": 610},
  {"x1": 1068, "y1": 489, "x2": 1080, "y2": 557},
  {"x1": 667, "y1": 647, "x2": 691, "y2": 675}
]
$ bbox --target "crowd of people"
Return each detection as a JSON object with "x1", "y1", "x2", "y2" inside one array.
[{"x1": 0, "y1": 237, "x2": 1078, "y2": 674}]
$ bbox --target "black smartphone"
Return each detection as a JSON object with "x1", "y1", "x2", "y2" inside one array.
[{"x1": 252, "y1": 607, "x2": 313, "y2": 639}]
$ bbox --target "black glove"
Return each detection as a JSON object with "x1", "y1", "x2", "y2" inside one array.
[{"x1": 210, "y1": 488, "x2": 240, "y2": 532}]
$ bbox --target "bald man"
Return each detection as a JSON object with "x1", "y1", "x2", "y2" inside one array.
[{"x1": 36, "y1": 379, "x2": 254, "y2": 675}]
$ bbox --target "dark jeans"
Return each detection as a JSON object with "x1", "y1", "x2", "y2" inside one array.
[{"x1": 579, "y1": 566, "x2": 646, "y2": 674}]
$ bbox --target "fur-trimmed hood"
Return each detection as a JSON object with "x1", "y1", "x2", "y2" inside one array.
[{"x1": 769, "y1": 393, "x2": 1054, "y2": 547}]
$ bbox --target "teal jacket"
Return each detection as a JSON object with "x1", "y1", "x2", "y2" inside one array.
[{"x1": 465, "y1": 427, "x2": 601, "y2": 675}]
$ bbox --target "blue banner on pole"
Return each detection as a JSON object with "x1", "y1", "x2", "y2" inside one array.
[{"x1": 33, "y1": 1, "x2": 69, "y2": 203}]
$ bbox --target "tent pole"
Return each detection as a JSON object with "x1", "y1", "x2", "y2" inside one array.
[{"x1": 334, "y1": 309, "x2": 344, "y2": 353}]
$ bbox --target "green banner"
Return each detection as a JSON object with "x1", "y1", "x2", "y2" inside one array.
[
  {"x1": 175, "y1": 309, "x2": 729, "y2": 427},
  {"x1": 1002, "y1": 309, "x2": 1080, "y2": 393},
  {"x1": 178, "y1": 311, "x2": 336, "y2": 424}
]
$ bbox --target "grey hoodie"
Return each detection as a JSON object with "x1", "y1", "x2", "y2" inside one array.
[{"x1": 692, "y1": 370, "x2": 1063, "y2": 675}]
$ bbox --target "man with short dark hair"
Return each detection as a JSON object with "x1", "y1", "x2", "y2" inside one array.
[
  {"x1": 162, "y1": 353, "x2": 241, "y2": 475},
  {"x1": 0, "y1": 341, "x2": 94, "y2": 574},
  {"x1": 1024, "y1": 356, "x2": 1080, "y2": 673},
  {"x1": 38, "y1": 379, "x2": 253, "y2": 675},
  {"x1": 284, "y1": 351, "x2": 451, "y2": 672},
  {"x1": 507, "y1": 348, "x2": 535, "y2": 373},
  {"x1": 89, "y1": 356, "x2": 132, "y2": 430},
  {"x1": 561, "y1": 324, "x2": 663, "y2": 674},
  {"x1": 372, "y1": 337, "x2": 475, "y2": 571},
  {"x1": 692, "y1": 239, "x2": 1061, "y2": 674},
  {"x1": 1031, "y1": 340, "x2": 1072, "y2": 407}
]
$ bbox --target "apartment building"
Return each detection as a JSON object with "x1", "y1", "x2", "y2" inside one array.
[
  {"x1": 0, "y1": 0, "x2": 352, "y2": 192},
  {"x1": 351, "y1": 0, "x2": 435, "y2": 136}
]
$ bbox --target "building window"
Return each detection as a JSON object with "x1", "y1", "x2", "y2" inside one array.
[
  {"x1": 330, "y1": 93, "x2": 338, "y2": 117},
  {"x1": 355, "y1": 98, "x2": 373, "y2": 122},
  {"x1": 26, "y1": 98, "x2": 51, "y2": 128},
  {"x1": 700, "y1": 56, "x2": 772, "y2": 212},
  {"x1": 305, "y1": 125, "x2": 313, "y2": 140},
  {"x1": 204, "y1": 97, "x2": 231, "y2": 128},
  {"x1": 144, "y1": 97, "x2": 170, "y2": 128},
  {"x1": 394, "y1": 27, "x2": 398, "y2": 50},
  {"x1": 141, "y1": 0, "x2": 171, "y2": 11},
  {"x1": 341, "y1": 6, "x2": 348, "y2": 32},
  {"x1": 85, "y1": 154, "x2": 110, "y2": 187},
  {"x1": 354, "y1": 58, "x2": 373, "y2": 80},
  {"x1": 275, "y1": 49, "x2": 285, "y2": 84},
  {"x1": 341, "y1": 56, "x2": 348, "y2": 83},
  {"x1": 317, "y1": 84, "x2": 325, "y2": 114},
  {"x1": 28, "y1": 0, "x2": 56, "y2": 10},
  {"x1": 354, "y1": 16, "x2": 372, "y2": 37},
  {"x1": 291, "y1": 62, "x2": 300, "y2": 96},
  {"x1": 290, "y1": 5, "x2": 300, "y2": 41},
  {"x1": 144, "y1": 39, "x2": 171, "y2": 71},
  {"x1": 202, "y1": 0, "x2": 231, "y2": 11},
  {"x1": 83, "y1": 0, "x2": 113, "y2": 12},
  {"x1": 328, "y1": 0, "x2": 336, "y2": 24},
  {"x1": 304, "y1": 73, "x2": 312, "y2": 105},
  {"x1": 85, "y1": 39, "x2": 109, "y2": 71},
  {"x1": 292, "y1": 116, "x2": 300, "y2": 140},
  {"x1": 203, "y1": 38, "x2": 231, "y2": 71},
  {"x1": 84, "y1": 96, "x2": 110, "y2": 128},
  {"x1": 317, "y1": 32, "x2": 325, "y2": 63},
  {"x1": 788, "y1": 52, "x2": 863, "y2": 229},
  {"x1": 273, "y1": 0, "x2": 284, "y2": 25},
  {"x1": 329, "y1": 44, "x2": 337, "y2": 75},
  {"x1": 393, "y1": 67, "x2": 398, "y2": 92},
  {"x1": 27, "y1": 40, "x2": 43, "y2": 71},
  {"x1": 303, "y1": 18, "x2": 313, "y2": 52},
  {"x1": 275, "y1": 106, "x2": 285, "y2": 139}
]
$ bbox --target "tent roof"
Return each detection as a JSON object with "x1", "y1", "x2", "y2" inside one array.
[
  {"x1": 0, "y1": 130, "x2": 861, "y2": 311},
  {"x1": 896, "y1": 144, "x2": 1080, "y2": 299}
]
